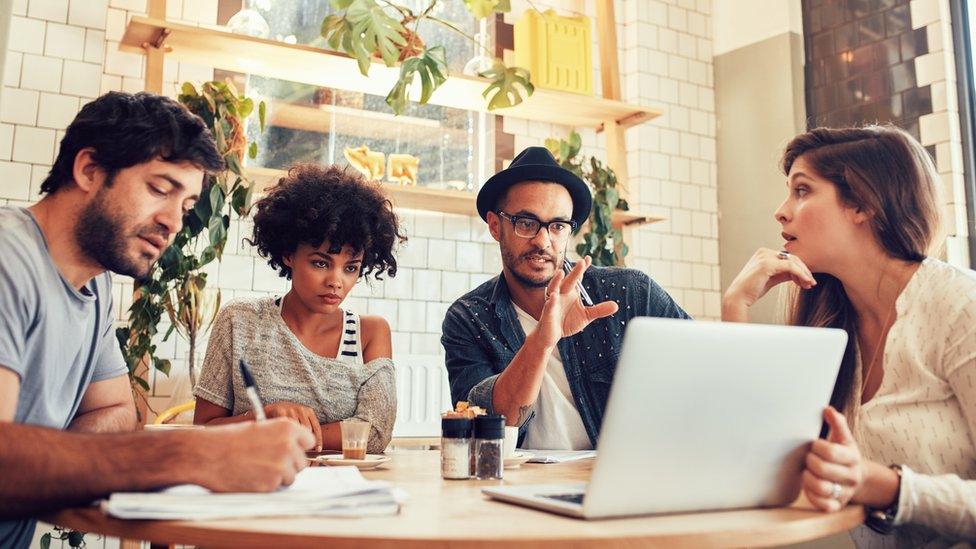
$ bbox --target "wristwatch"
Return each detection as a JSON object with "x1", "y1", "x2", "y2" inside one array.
[{"x1": 866, "y1": 464, "x2": 903, "y2": 534}]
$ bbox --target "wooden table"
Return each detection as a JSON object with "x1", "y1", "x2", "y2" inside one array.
[{"x1": 46, "y1": 450, "x2": 865, "y2": 548}]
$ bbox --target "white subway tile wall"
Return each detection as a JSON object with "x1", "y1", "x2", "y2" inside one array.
[
  {"x1": 910, "y1": 0, "x2": 973, "y2": 266},
  {"x1": 0, "y1": 0, "x2": 720, "y2": 420}
]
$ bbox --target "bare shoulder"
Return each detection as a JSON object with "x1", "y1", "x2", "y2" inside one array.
[{"x1": 360, "y1": 314, "x2": 392, "y2": 346}]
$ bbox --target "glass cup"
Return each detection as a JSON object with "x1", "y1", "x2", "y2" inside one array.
[
  {"x1": 340, "y1": 418, "x2": 370, "y2": 460},
  {"x1": 503, "y1": 426, "x2": 519, "y2": 459}
]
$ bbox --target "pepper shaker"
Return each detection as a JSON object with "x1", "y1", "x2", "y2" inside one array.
[
  {"x1": 473, "y1": 415, "x2": 505, "y2": 480},
  {"x1": 441, "y1": 417, "x2": 472, "y2": 480}
]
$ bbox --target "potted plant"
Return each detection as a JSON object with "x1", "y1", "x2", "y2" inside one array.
[
  {"x1": 319, "y1": 0, "x2": 534, "y2": 115},
  {"x1": 546, "y1": 130, "x2": 630, "y2": 266},
  {"x1": 116, "y1": 80, "x2": 266, "y2": 418}
]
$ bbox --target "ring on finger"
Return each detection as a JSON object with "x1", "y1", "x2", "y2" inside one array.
[
  {"x1": 777, "y1": 250, "x2": 790, "y2": 260},
  {"x1": 830, "y1": 481, "x2": 842, "y2": 500}
]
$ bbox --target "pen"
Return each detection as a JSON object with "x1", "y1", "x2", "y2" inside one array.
[
  {"x1": 239, "y1": 359, "x2": 267, "y2": 421},
  {"x1": 563, "y1": 258, "x2": 594, "y2": 307}
]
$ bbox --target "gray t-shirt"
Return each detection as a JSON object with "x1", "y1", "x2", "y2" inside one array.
[
  {"x1": 194, "y1": 297, "x2": 396, "y2": 453},
  {"x1": 0, "y1": 206, "x2": 127, "y2": 549}
]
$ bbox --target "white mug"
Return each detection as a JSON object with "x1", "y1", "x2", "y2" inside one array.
[{"x1": 503, "y1": 425, "x2": 519, "y2": 459}]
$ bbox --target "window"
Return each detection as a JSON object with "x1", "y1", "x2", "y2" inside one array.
[
  {"x1": 950, "y1": 0, "x2": 976, "y2": 267},
  {"x1": 239, "y1": 0, "x2": 491, "y2": 192}
]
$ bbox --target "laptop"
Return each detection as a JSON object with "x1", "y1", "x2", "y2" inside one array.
[{"x1": 482, "y1": 318, "x2": 847, "y2": 519}]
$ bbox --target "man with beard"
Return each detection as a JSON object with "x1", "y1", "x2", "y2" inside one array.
[
  {"x1": 0, "y1": 92, "x2": 313, "y2": 549},
  {"x1": 442, "y1": 147, "x2": 689, "y2": 451}
]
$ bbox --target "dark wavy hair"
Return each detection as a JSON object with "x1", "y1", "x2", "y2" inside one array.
[
  {"x1": 248, "y1": 164, "x2": 406, "y2": 280},
  {"x1": 781, "y1": 125, "x2": 942, "y2": 415},
  {"x1": 42, "y1": 91, "x2": 223, "y2": 194}
]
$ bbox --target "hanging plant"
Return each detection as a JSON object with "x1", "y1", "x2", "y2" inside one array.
[
  {"x1": 320, "y1": 0, "x2": 533, "y2": 115},
  {"x1": 115, "y1": 80, "x2": 266, "y2": 416},
  {"x1": 546, "y1": 130, "x2": 630, "y2": 267}
]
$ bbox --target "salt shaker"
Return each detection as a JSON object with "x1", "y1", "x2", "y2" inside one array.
[
  {"x1": 441, "y1": 417, "x2": 472, "y2": 480},
  {"x1": 473, "y1": 415, "x2": 505, "y2": 480}
]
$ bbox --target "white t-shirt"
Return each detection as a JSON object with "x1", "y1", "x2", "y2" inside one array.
[{"x1": 513, "y1": 303, "x2": 593, "y2": 451}]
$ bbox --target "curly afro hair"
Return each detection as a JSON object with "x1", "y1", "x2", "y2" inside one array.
[{"x1": 248, "y1": 163, "x2": 407, "y2": 281}]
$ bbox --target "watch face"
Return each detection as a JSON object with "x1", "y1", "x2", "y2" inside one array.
[{"x1": 866, "y1": 509, "x2": 896, "y2": 535}]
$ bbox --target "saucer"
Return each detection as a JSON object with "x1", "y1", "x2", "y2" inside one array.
[
  {"x1": 503, "y1": 451, "x2": 534, "y2": 469},
  {"x1": 313, "y1": 454, "x2": 391, "y2": 470}
]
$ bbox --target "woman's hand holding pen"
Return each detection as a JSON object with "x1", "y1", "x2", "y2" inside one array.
[
  {"x1": 537, "y1": 255, "x2": 619, "y2": 348},
  {"x1": 258, "y1": 402, "x2": 323, "y2": 452}
]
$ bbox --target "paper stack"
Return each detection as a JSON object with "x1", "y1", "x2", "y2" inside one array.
[
  {"x1": 525, "y1": 450, "x2": 597, "y2": 464},
  {"x1": 102, "y1": 466, "x2": 404, "y2": 520}
]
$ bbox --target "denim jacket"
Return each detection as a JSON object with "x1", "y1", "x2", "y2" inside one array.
[{"x1": 441, "y1": 266, "x2": 690, "y2": 447}]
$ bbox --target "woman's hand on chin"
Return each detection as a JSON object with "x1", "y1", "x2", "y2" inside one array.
[{"x1": 722, "y1": 248, "x2": 817, "y2": 321}]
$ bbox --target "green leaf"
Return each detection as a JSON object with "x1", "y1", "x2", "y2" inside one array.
[
  {"x1": 619, "y1": 242, "x2": 629, "y2": 258},
  {"x1": 463, "y1": 0, "x2": 501, "y2": 18},
  {"x1": 567, "y1": 131, "x2": 582, "y2": 158},
  {"x1": 617, "y1": 198, "x2": 629, "y2": 211},
  {"x1": 385, "y1": 46, "x2": 448, "y2": 114},
  {"x1": 209, "y1": 181, "x2": 225, "y2": 213},
  {"x1": 238, "y1": 97, "x2": 253, "y2": 118},
  {"x1": 40, "y1": 533, "x2": 51, "y2": 549},
  {"x1": 321, "y1": 14, "x2": 353, "y2": 51},
  {"x1": 544, "y1": 137, "x2": 561, "y2": 159},
  {"x1": 479, "y1": 61, "x2": 534, "y2": 110},
  {"x1": 208, "y1": 215, "x2": 227, "y2": 253},
  {"x1": 604, "y1": 187, "x2": 619, "y2": 211},
  {"x1": 258, "y1": 101, "x2": 266, "y2": 132},
  {"x1": 200, "y1": 246, "x2": 217, "y2": 265},
  {"x1": 346, "y1": 0, "x2": 406, "y2": 71},
  {"x1": 231, "y1": 184, "x2": 248, "y2": 216},
  {"x1": 155, "y1": 358, "x2": 172, "y2": 376},
  {"x1": 331, "y1": 0, "x2": 355, "y2": 7},
  {"x1": 133, "y1": 375, "x2": 150, "y2": 392},
  {"x1": 248, "y1": 141, "x2": 258, "y2": 159},
  {"x1": 224, "y1": 152, "x2": 243, "y2": 176},
  {"x1": 180, "y1": 82, "x2": 197, "y2": 97},
  {"x1": 67, "y1": 530, "x2": 85, "y2": 547}
]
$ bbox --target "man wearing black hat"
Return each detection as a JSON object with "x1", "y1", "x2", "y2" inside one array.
[{"x1": 441, "y1": 147, "x2": 689, "y2": 450}]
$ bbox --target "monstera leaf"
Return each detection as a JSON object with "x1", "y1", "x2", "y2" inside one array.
[
  {"x1": 385, "y1": 46, "x2": 448, "y2": 114},
  {"x1": 319, "y1": 1, "x2": 534, "y2": 115},
  {"x1": 321, "y1": 14, "x2": 358, "y2": 55},
  {"x1": 346, "y1": 0, "x2": 406, "y2": 73},
  {"x1": 479, "y1": 61, "x2": 534, "y2": 110},
  {"x1": 462, "y1": 0, "x2": 511, "y2": 17}
]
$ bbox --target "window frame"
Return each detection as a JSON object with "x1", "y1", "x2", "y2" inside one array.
[{"x1": 950, "y1": 0, "x2": 976, "y2": 268}]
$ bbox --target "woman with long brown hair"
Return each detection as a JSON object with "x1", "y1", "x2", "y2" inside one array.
[{"x1": 723, "y1": 125, "x2": 976, "y2": 545}]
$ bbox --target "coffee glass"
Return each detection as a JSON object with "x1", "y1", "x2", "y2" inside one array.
[{"x1": 340, "y1": 418, "x2": 370, "y2": 459}]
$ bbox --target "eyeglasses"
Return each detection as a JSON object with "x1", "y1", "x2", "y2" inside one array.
[{"x1": 497, "y1": 211, "x2": 577, "y2": 241}]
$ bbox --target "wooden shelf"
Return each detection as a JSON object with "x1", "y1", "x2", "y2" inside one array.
[
  {"x1": 268, "y1": 101, "x2": 469, "y2": 142},
  {"x1": 120, "y1": 17, "x2": 662, "y2": 131},
  {"x1": 247, "y1": 167, "x2": 665, "y2": 226},
  {"x1": 248, "y1": 167, "x2": 476, "y2": 217}
]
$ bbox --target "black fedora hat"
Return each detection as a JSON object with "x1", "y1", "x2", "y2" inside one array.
[{"x1": 476, "y1": 146, "x2": 592, "y2": 226}]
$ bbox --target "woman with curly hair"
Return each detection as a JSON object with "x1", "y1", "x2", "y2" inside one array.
[{"x1": 193, "y1": 164, "x2": 406, "y2": 454}]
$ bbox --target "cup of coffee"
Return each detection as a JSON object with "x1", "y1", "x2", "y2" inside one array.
[
  {"x1": 340, "y1": 418, "x2": 370, "y2": 460},
  {"x1": 503, "y1": 425, "x2": 519, "y2": 459}
]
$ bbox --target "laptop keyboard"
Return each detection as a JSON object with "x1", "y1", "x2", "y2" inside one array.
[{"x1": 541, "y1": 492, "x2": 585, "y2": 505}]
